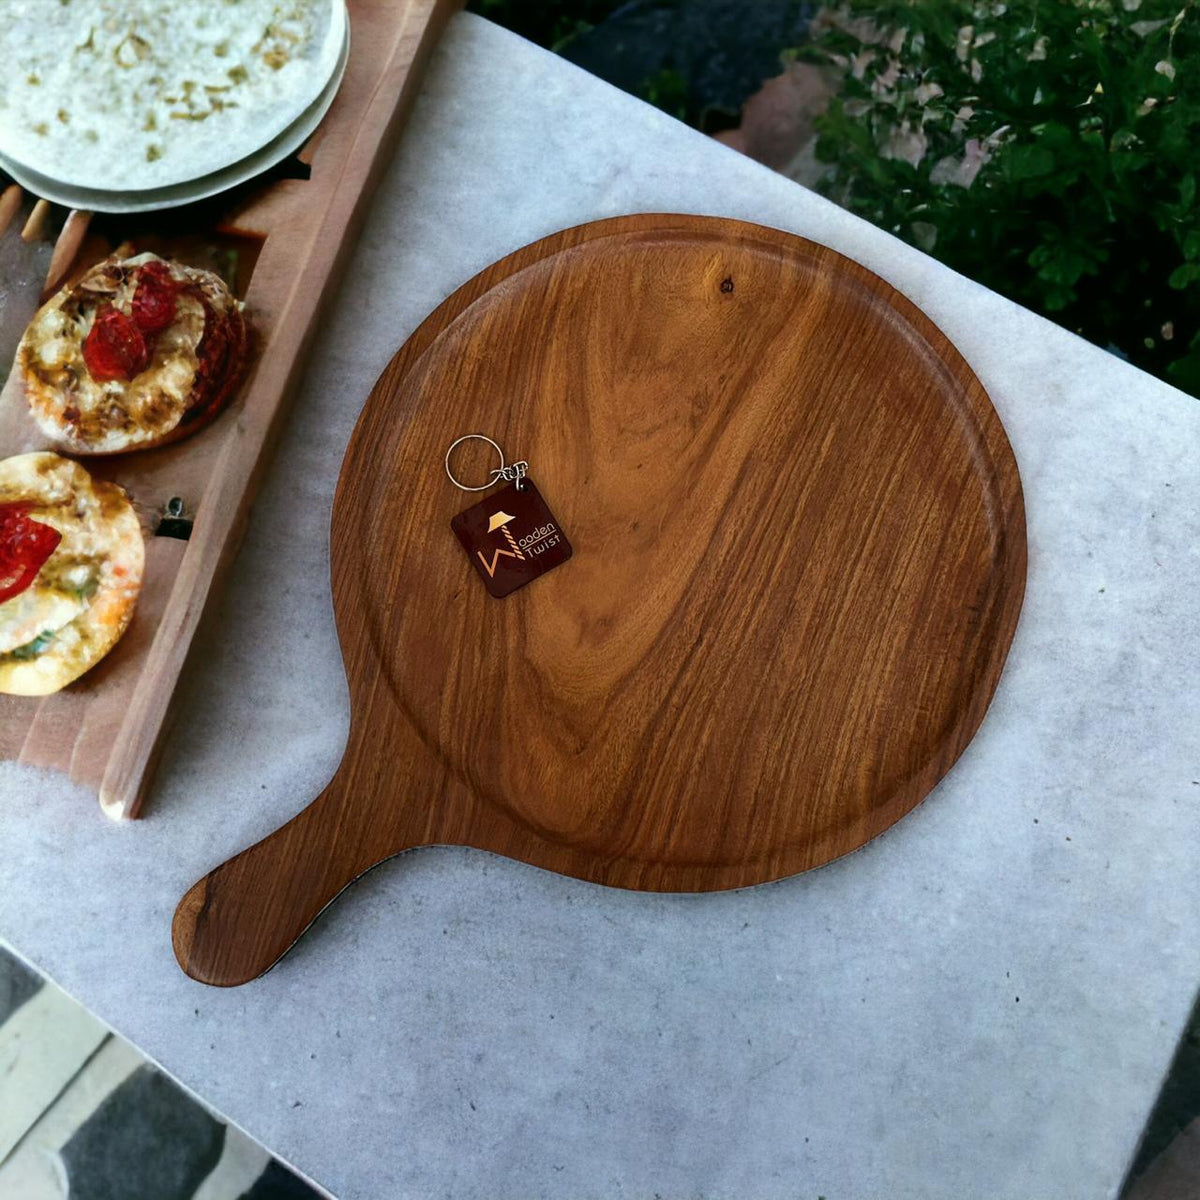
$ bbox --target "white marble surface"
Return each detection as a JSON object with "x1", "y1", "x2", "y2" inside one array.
[{"x1": 2, "y1": 13, "x2": 1199, "y2": 1200}]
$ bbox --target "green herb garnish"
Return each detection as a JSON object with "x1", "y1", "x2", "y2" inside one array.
[
  {"x1": 73, "y1": 575, "x2": 99, "y2": 602},
  {"x1": 10, "y1": 630, "x2": 56, "y2": 661}
]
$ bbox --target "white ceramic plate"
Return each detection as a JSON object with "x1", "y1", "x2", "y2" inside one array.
[
  {"x1": 0, "y1": 1, "x2": 347, "y2": 192},
  {"x1": 0, "y1": 4, "x2": 348, "y2": 215}
]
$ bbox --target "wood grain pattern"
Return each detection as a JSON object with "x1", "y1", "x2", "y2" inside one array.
[
  {"x1": 42, "y1": 210, "x2": 94, "y2": 299},
  {"x1": 0, "y1": 185, "x2": 25, "y2": 238},
  {"x1": 0, "y1": 0, "x2": 460, "y2": 819},
  {"x1": 173, "y1": 214, "x2": 1027, "y2": 986}
]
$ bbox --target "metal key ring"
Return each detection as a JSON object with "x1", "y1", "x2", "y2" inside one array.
[{"x1": 445, "y1": 434, "x2": 505, "y2": 492}]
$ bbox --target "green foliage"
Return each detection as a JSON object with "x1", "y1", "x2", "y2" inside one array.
[
  {"x1": 804, "y1": 0, "x2": 1200, "y2": 395},
  {"x1": 9, "y1": 630, "x2": 55, "y2": 661},
  {"x1": 640, "y1": 67, "x2": 692, "y2": 121}
]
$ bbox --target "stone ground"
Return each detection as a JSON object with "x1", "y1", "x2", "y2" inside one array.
[
  {"x1": 2, "y1": 941, "x2": 1195, "y2": 1198},
  {"x1": 1124, "y1": 999, "x2": 1200, "y2": 1200},
  {"x1": 0, "y1": 946, "x2": 325, "y2": 1200}
]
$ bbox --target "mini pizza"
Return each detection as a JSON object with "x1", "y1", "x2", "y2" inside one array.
[
  {"x1": 0, "y1": 452, "x2": 144, "y2": 696},
  {"x1": 18, "y1": 252, "x2": 249, "y2": 455}
]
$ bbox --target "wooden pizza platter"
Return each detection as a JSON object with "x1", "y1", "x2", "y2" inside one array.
[
  {"x1": 0, "y1": 0, "x2": 460, "y2": 820},
  {"x1": 173, "y1": 213, "x2": 1027, "y2": 986}
]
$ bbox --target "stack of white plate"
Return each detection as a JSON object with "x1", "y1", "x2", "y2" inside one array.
[{"x1": 0, "y1": 0, "x2": 349, "y2": 214}]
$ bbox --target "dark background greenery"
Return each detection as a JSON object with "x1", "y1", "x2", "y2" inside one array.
[
  {"x1": 468, "y1": 0, "x2": 1199, "y2": 399},
  {"x1": 468, "y1": 0, "x2": 627, "y2": 49},
  {"x1": 804, "y1": 0, "x2": 1200, "y2": 395},
  {"x1": 469, "y1": 1, "x2": 814, "y2": 129}
]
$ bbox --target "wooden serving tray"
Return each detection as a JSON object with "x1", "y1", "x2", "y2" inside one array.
[
  {"x1": 173, "y1": 214, "x2": 1027, "y2": 986},
  {"x1": 0, "y1": 0, "x2": 459, "y2": 819}
]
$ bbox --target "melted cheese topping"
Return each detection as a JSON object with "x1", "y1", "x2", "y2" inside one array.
[
  {"x1": 19, "y1": 251, "x2": 245, "y2": 454},
  {"x1": 0, "y1": 452, "x2": 143, "y2": 696},
  {"x1": 0, "y1": 586, "x2": 88, "y2": 657}
]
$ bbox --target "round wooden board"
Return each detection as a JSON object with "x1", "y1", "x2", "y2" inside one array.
[{"x1": 174, "y1": 215, "x2": 1026, "y2": 985}]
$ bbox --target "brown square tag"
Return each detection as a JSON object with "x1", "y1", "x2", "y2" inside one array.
[{"x1": 450, "y1": 479, "x2": 573, "y2": 598}]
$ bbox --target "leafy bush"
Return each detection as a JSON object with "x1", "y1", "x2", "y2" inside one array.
[{"x1": 804, "y1": 0, "x2": 1200, "y2": 395}]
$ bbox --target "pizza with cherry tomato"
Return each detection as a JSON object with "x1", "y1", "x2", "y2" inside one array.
[
  {"x1": 18, "y1": 252, "x2": 249, "y2": 455},
  {"x1": 0, "y1": 452, "x2": 143, "y2": 696}
]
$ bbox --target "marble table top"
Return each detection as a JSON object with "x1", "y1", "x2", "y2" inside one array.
[{"x1": 3, "y1": 13, "x2": 1199, "y2": 1200}]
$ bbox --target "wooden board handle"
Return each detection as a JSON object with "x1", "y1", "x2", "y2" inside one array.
[{"x1": 172, "y1": 763, "x2": 415, "y2": 987}]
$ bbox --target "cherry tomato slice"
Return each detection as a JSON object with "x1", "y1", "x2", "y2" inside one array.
[
  {"x1": 0, "y1": 502, "x2": 62, "y2": 605},
  {"x1": 83, "y1": 305, "x2": 149, "y2": 382},
  {"x1": 131, "y1": 261, "x2": 179, "y2": 334}
]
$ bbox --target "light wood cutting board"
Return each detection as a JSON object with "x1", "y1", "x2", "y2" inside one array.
[{"x1": 0, "y1": 0, "x2": 460, "y2": 819}]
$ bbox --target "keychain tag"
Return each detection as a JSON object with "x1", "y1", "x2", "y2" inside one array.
[{"x1": 445, "y1": 435, "x2": 573, "y2": 599}]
